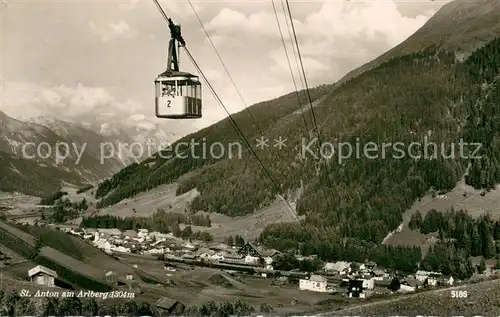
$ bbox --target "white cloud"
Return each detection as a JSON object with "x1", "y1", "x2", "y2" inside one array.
[
  {"x1": 119, "y1": 0, "x2": 140, "y2": 11},
  {"x1": 270, "y1": 49, "x2": 325, "y2": 79},
  {"x1": 204, "y1": 8, "x2": 281, "y2": 39},
  {"x1": 204, "y1": 0, "x2": 434, "y2": 84},
  {"x1": 89, "y1": 20, "x2": 138, "y2": 42},
  {"x1": 296, "y1": 1, "x2": 430, "y2": 44},
  {"x1": 2, "y1": 82, "x2": 142, "y2": 123}
]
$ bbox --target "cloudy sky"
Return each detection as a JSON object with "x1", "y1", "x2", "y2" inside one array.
[{"x1": 1, "y1": 0, "x2": 451, "y2": 133}]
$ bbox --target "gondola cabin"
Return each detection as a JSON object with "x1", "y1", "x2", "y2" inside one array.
[{"x1": 155, "y1": 70, "x2": 202, "y2": 119}]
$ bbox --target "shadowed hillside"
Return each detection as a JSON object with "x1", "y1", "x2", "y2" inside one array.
[{"x1": 0, "y1": 150, "x2": 84, "y2": 197}]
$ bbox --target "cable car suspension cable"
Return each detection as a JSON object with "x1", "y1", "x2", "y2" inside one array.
[
  {"x1": 284, "y1": 0, "x2": 322, "y2": 145},
  {"x1": 280, "y1": 0, "x2": 306, "y2": 95},
  {"x1": 271, "y1": 0, "x2": 309, "y2": 133},
  {"x1": 183, "y1": 47, "x2": 297, "y2": 216},
  {"x1": 187, "y1": 0, "x2": 264, "y2": 137},
  {"x1": 152, "y1": 0, "x2": 297, "y2": 215},
  {"x1": 284, "y1": 1, "x2": 341, "y2": 220},
  {"x1": 186, "y1": 0, "x2": 301, "y2": 219}
]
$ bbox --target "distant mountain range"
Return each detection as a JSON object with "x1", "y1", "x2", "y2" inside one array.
[{"x1": 0, "y1": 111, "x2": 180, "y2": 197}]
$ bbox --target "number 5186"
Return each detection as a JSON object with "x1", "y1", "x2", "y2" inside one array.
[{"x1": 451, "y1": 290, "x2": 468, "y2": 298}]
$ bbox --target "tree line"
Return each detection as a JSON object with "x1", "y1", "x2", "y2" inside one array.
[
  {"x1": 259, "y1": 223, "x2": 422, "y2": 273},
  {"x1": 80, "y1": 209, "x2": 213, "y2": 242},
  {"x1": 224, "y1": 234, "x2": 246, "y2": 247},
  {"x1": 80, "y1": 208, "x2": 211, "y2": 232},
  {"x1": 49, "y1": 197, "x2": 88, "y2": 223},
  {"x1": 76, "y1": 184, "x2": 93, "y2": 194},
  {"x1": 39, "y1": 191, "x2": 68, "y2": 205},
  {"x1": 409, "y1": 208, "x2": 500, "y2": 258},
  {"x1": 408, "y1": 208, "x2": 500, "y2": 279},
  {"x1": 461, "y1": 37, "x2": 500, "y2": 190}
]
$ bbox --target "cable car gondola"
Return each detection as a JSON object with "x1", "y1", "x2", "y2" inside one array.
[{"x1": 155, "y1": 18, "x2": 202, "y2": 119}]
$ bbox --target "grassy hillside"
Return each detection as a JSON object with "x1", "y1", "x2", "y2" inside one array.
[
  {"x1": 95, "y1": 6, "x2": 500, "y2": 259},
  {"x1": 0, "y1": 221, "x2": 164, "y2": 291},
  {"x1": 15, "y1": 225, "x2": 141, "y2": 277},
  {"x1": 0, "y1": 221, "x2": 111, "y2": 290}
]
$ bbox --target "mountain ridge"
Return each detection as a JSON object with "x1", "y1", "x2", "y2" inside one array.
[
  {"x1": 0, "y1": 111, "x2": 180, "y2": 197},
  {"x1": 337, "y1": 0, "x2": 500, "y2": 85}
]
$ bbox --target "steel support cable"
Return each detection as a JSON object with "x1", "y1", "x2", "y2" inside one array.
[
  {"x1": 280, "y1": 0, "x2": 306, "y2": 95},
  {"x1": 271, "y1": 0, "x2": 310, "y2": 133},
  {"x1": 284, "y1": 0, "x2": 322, "y2": 142},
  {"x1": 284, "y1": 0, "x2": 338, "y2": 220},
  {"x1": 152, "y1": 0, "x2": 297, "y2": 216},
  {"x1": 183, "y1": 47, "x2": 298, "y2": 217},
  {"x1": 187, "y1": 0, "x2": 264, "y2": 137}
]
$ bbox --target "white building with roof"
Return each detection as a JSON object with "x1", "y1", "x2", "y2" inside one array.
[
  {"x1": 94, "y1": 238, "x2": 112, "y2": 253},
  {"x1": 324, "y1": 261, "x2": 351, "y2": 274},
  {"x1": 415, "y1": 270, "x2": 441, "y2": 285},
  {"x1": 105, "y1": 271, "x2": 118, "y2": 284},
  {"x1": 299, "y1": 275, "x2": 332, "y2": 292},
  {"x1": 244, "y1": 255, "x2": 259, "y2": 264},
  {"x1": 362, "y1": 278, "x2": 374, "y2": 289},
  {"x1": 28, "y1": 265, "x2": 57, "y2": 287},
  {"x1": 145, "y1": 248, "x2": 165, "y2": 255}
]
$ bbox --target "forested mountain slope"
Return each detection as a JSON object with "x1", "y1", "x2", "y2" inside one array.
[
  {"x1": 96, "y1": 1, "x2": 500, "y2": 260},
  {"x1": 0, "y1": 150, "x2": 83, "y2": 197}
]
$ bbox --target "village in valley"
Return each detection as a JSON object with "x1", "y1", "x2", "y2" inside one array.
[
  {"x1": 26, "y1": 223, "x2": 500, "y2": 306},
  {"x1": 1, "y1": 184, "x2": 499, "y2": 314}
]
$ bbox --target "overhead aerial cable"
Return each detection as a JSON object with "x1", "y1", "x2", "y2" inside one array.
[
  {"x1": 283, "y1": 0, "x2": 341, "y2": 222},
  {"x1": 152, "y1": 0, "x2": 297, "y2": 217},
  {"x1": 271, "y1": 0, "x2": 309, "y2": 133},
  {"x1": 187, "y1": 0, "x2": 264, "y2": 137}
]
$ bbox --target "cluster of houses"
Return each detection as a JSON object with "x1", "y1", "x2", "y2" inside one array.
[
  {"x1": 59, "y1": 226, "x2": 279, "y2": 269},
  {"x1": 53, "y1": 225, "x2": 498, "y2": 300},
  {"x1": 61, "y1": 227, "x2": 172, "y2": 255},
  {"x1": 296, "y1": 261, "x2": 455, "y2": 298}
]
